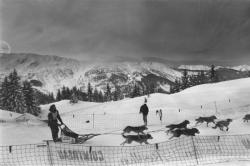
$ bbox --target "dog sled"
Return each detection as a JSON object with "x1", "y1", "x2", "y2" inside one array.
[{"x1": 59, "y1": 124, "x2": 100, "y2": 144}]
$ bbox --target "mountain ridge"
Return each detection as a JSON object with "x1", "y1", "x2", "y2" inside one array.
[
  {"x1": 0, "y1": 53, "x2": 182, "y2": 94},
  {"x1": 1, "y1": 53, "x2": 249, "y2": 95}
]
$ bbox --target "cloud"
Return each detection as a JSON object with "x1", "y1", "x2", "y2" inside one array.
[{"x1": 2, "y1": 0, "x2": 250, "y2": 65}]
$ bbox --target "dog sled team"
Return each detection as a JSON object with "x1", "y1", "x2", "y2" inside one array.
[{"x1": 47, "y1": 102, "x2": 250, "y2": 146}]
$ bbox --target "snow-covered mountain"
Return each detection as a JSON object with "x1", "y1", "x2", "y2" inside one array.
[
  {"x1": 230, "y1": 65, "x2": 250, "y2": 71},
  {"x1": 178, "y1": 65, "x2": 211, "y2": 71},
  {"x1": 1, "y1": 53, "x2": 249, "y2": 95},
  {"x1": 0, "y1": 53, "x2": 182, "y2": 94},
  {"x1": 178, "y1": 64, "x2": 250, "y2": 72}
]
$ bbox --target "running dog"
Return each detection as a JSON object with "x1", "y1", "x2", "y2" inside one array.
[
  {"x1": 212, "y1": 119, "x2": 232, "y2": 131},
  {"x1": 165, "y1": 120, "x2": 190, "y2": 134},
  {"x1": 122, "y1": 125, "x2": 148, "y2": 135},
  {"x1": 243, "y1": 114, "x2": 250, "y2": 122},
  {"x1": 169, "y1": 128, "x2": 200, "y2": 140},
  {"x1": 120, "y1": 134, "x2": 153, "y2": 145},
  {"x1": 195, "y1": 115, "x2": 217, "y2": 127}
]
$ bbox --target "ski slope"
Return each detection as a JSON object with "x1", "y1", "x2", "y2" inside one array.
[{"x1": 0, "y1": 78, "x2": 250, "y2": 166}]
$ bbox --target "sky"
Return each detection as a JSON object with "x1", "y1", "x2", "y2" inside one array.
[{"x1": 1, "y1": 0, "x2": 250, "y2": 65}]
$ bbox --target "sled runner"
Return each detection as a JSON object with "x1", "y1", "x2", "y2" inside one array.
[{"x1": 59, "y1": 124, "x2": 100, "y2": 144}]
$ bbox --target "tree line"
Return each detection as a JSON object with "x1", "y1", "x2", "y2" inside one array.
[
  {"x1": 0, "y1": 69, "x2": 41, "y2": 116},
  {"x1": 0, "y1": 66, "x2": 219, "y2": 116},
  {"x1": 0, "y1": 69, "x2": 172, "y2": 117},
  {"x1": 170, "y1": 65, "x2": 218, "y2": 93},
  {"x1": 56, "y1": 81, "x2": 160, "y2": 103}
]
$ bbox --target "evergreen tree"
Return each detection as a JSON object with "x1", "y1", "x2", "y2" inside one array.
[
  {"x1": 199, "y1": 71, "x2": 206, "y2": 85},
  {"x1": 181, "y1": 69, "x2": 189, "y2": 90},
  {"x1": 0, "y1": 77, "x2": 11, "y2": 110},
  {"x1": 80, "y1": 91, "x2": 88, "y2": 101},
  {"x1": 170, "y1": 84, "x2": 175, "y2": 94},
  {"x1": 23, "y1": 81, "x2": 40, "y2": 116},
  {"x1": 66, "y1": 87, "x2": 71, "y2": 99},
  {"x1": 87, "y1": 82, "x2": 93, "y2": 102},
  {"x1": 141, "y1": 84, "x2": 146, "y2": 95},
  {"x1": 93, "y1": 88, "x2": 99, "y2": 102},
  {"x1": 132, "y1": 84, "x2": 140, "y2": 98},
  {"x1": 105, "y1": 83, "x2": 112, "y2": 101},
  {"x1": 56, "y1": 89, "x2": 62, "y2": 101},
  {"x1": 8, "y1": 70, "x2": 27, "y2": 113},
  {"x1": 35, "y1": 90, "x2": 55, "y2": 105},
  {"x1": 189, "y1": 75, "x2": 198, "y2": 87},
  {"x1": 145, "y1": 84, "x2": 150, "y2": 96},
  {"x1": 173, "y1": 79, "x2": 181, "y2": 93},
  {"x1": 60, "y1": 86, "x2": 72, "y2": 100},
  {"x1": 72, "y1": 86, "x2": 81, "y2": 101},
  {"x1": 49, "y1": 93, "x2": 55, "y2": 102},
  {"x1": 61, "y1": 86, "x2": 67, "y2": 100},
  {"x1": 70, "y1": 91, "x2": 78, "y2": 104},
  {"x1": 98, "y1": 91, "x2": 104, "y2": 102},
  {"x1": 113, "y1": 86, "x2": 121, "y2": 101},
  {"x1": 149, "y1": 83, "x2": 156, "y2": 94},
  {"x1": 117, "y1": 86, "x2": 122, "y2": 100}
]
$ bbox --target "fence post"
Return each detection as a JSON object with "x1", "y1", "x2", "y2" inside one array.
[
  {"x1": 92, "y1": 113, "x2": 95, "y2": 129},
  {"x1": 46, "y1": 141, "x2": 54, "y2": 166},
  {"x1": 191, "y1": 136, "x2": 199, "y2": 165}
]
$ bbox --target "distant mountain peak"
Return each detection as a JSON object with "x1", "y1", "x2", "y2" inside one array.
[
  {"x1": 0, "y1": 53, "x2": 182, "y2": 94},
  {"x1": 230, "y1": 65, "x2": 250, "y2": 71},
  {"x1": 178, "y1": 65, "x2": 211, "y2": 71}
]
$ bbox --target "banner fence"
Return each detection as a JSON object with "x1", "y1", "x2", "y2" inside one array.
[{"x1": 1, "y1": 134, "x2": 250, "y2": 166}]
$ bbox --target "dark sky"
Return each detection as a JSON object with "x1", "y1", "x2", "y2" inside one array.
[{"x1": 2, "y1": 0, "x2": 250, "y2": 65}]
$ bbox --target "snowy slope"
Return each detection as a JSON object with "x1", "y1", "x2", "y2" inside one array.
[
  {"x1": 1, "y1": 78, "x2": 250, "y2": 166},
  {"x1": 0, "y1": 109, "x2": 21, "y2": 121},
  {"x1": 39, "y1": 100, "x2": 102, "y2": 120},
  {"x1": 1, "y1": 78, "x2": 250, "y2": 146}
]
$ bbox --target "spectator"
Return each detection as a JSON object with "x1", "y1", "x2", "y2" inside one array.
[
  {"x1": 159, "y1": 109, "x2": 163, "y2": 121},
  {"x1": 140, "y1": 101, "x2": 149, "y2": 126}
]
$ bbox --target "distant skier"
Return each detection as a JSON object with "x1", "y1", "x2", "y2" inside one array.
[
  {"x1": 159, "y1": 109, "x2": 162, "y2": 121},
  {"x1": 140, "y1": 101, "x2": 149, "y2": 126},
  {"x1": 156, "y1": 109, "x2": 162, "y2": 122},
  {"x1": 48, "y1": 104, "x2": 64, "y2": 142}
]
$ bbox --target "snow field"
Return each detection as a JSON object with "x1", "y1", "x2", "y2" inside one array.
[{"x1": 0, "y1": 78, "x2": 250, "y2": 166}]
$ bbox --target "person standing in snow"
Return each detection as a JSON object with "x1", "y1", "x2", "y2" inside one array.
[
  {"x1": 140, "y1": 101, "x2": 149, "y2": 126},
  {"x1": 159, "y1": 109, "x2": 163, "y2": 122},
  {"x1": 48, "y1": 104, "x2": 64, "y2": 142}
]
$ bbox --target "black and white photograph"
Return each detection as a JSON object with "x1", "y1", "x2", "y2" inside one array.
[{"x1": 0, "y1": 0, "x2": 250, "y2": 165}]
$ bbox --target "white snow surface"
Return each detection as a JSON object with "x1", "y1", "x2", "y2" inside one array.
[
  {"x1": 0, "y1": 78, "x2": 250, "y2": 165},
  {"x1": 1, "y1": 77, "x2": 250, "y2": 145},
  {"x1": 0, "y1": 109, "x2": 21, "y2": 121}
]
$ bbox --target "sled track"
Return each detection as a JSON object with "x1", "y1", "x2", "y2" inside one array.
[{"x1": 0, "y1": 134, "x2": 250, "y2": 166}]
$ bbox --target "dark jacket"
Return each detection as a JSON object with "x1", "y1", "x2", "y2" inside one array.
[
  {"x1": 48, "y1": 110, "x2": 63, "y2": 127},
  {"x1": 140, "y1": 104, "x2": 149, "y2": 115}
]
